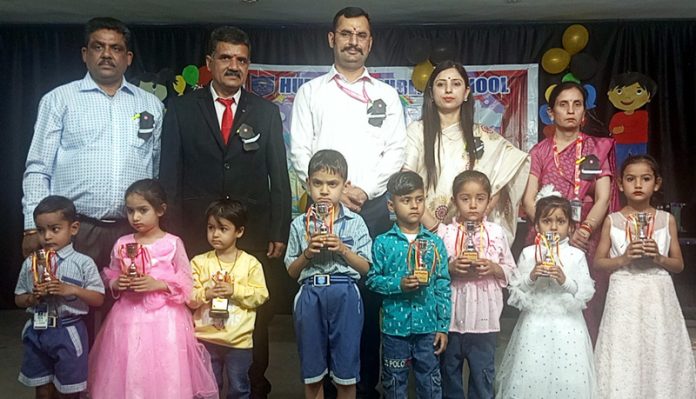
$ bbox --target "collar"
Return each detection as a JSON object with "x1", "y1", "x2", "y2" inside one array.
[
  {"x1": 79, "y1": 72, "x2": 133, "y2": 95},
  {"x1": 328, "y1": 65, "x2": 374, "y2": 85},
  {"x1": 54, "y1": 243, "x2": 75, "y2": 260},
  {"x1": 210, "y1": 84, "x2": 242, "y2": 104},
  {"x1": 334, "y1": 203, "x2": 357, "y2": 222},
  {"x1": 384, "y1": 223, "x2": 432, "y2": 240}
]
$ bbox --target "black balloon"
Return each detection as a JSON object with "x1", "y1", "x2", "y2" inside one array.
[
  {"x1": 429, "y1": 42, "x2": 457, "y2": 65},
  {"x1": 406, "y1": 37, "x2": 431, "y2": 65},
  {"x1": 570, "y1": 53, "x2": 598, "y2": 81}
]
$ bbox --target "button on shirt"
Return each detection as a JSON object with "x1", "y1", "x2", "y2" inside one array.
[
  {"x1": 15, "y1": 244, "x2": 105, "y2": 317},
  {"x1": 367, "y1": 224, "x2": 451, "y2": 336},
  {"x1": 289, "y1": 66, "x2": 406, "y2": 199},
  {"x1": 22, "y1": 73, "x2": 164, "y2": 229},
  {"x1": 285, "y1": 205, "x2": 372, "y2": 282}
]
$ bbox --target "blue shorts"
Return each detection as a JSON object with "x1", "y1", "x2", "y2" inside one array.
[
  {"x1": 293, "y1": 275, "x2": 363, "y2": 385},
  {"x1": 18, "y1": 318, "x2": 88, "y2": 394}
]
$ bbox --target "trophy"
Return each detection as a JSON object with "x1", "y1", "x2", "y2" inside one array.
[
  {"x1": 315, "y1": 202, "x2": 332, "y2": 235},
  {"x1": 209, "y1": 270, "x2": 230, "y2": 320},
  {"x1": 460, "y1": 221, "x2": 478, "y2": 261},
  {"x1": 636, "y1": 212, "x2": 648, "y2": 240},
  {"x1": 31, "y1": 249, "x2": 58, "y2": 329},
  {"x1": 125, "y1": 243, "x2": 141, "y2": 278},
  {"x1": 408, "y1": 239, "x2": 438, "y2": 286},
  {"x1": 34, "y1": 249, "x2": 55, "y2": 283},
  {"x1": 542, "y1": 232, "x2": 557, "y2": 269}
]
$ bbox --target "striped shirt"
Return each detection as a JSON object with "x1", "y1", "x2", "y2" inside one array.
[
  {"x1": 15, "y1": 244, "x2": 104, "y2": 317},
  {"x1": 22, "y1": 73, "x2": 164, "y2": 229},
  {"x1": 285, "y1": 204, "x2": 372, "y2": 282}
]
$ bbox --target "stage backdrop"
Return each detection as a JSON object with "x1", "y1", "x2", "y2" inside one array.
[{"x1": 247, "y1": 63, "x2": 538, "y2": 214}]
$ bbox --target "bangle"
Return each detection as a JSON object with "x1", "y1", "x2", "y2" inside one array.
[
  {"x1": 428, "y1": 222, "x2": 440, "y2": 232},
  {"x1": 302, "y1": 250, "x2": 313, "y2": 261},
  {"x1": 23, "y1": 229, "x2": 38, "y2": 237},
  {"x1": 579, "y1": 222, "x2": 593, "y2": 235}
]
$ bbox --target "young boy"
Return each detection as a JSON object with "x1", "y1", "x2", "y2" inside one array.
[
  {"x1": 366, "y1": 171, "x2": 451, "y2": 399},
  {"x1": 285, "y1": 149, "x2": 372, "y2": 399},
  {"x1": 188, "y1": 199, "x2": 269, "y2": 399},
  {"x1": 14, "y1": 195, "x2": 105, "y2": 399}
]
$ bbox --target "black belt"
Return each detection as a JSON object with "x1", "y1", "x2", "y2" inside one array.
[{"x1": 78, "y1": 214, "x2": 127, "y2": 226}]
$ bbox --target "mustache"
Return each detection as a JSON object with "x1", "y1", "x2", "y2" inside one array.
[
  {"x1": 224, "y1": 69, "x2": 242, "y2": 78},
  {"x1": 341, "y1": 45, "x2": 363, "y2": 54},
  {"x1": 98, "y1": 59, "x2": 115, "y2": 67}
]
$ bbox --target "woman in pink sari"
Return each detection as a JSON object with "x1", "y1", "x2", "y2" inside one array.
[{"x1": 522, "y1": 82, "x2": 619, "y2": 344}]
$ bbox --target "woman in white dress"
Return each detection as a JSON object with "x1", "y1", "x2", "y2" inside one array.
[
  {"x1": 497, "y1": 193, "x2": 596, "y2": 398},
  {"x1": 403, "y1": 60, "x2": 529, "y2": 242},
  {"x1": 594, "y1": 155, "x2": 696, "y2": 398}
]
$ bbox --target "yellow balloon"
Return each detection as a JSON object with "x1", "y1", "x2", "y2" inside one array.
[
  {"x1": 545, "y1": 84, "x2": 557, "y2": 103},
  {"x1": 562, "y1": 24, "x2": 589, "y2": 55},
  {"x1": 541, "y1": 48, "x2": 571, "y2": 74},
  {"x1": 173, "y1": 75, "x2": 186, "y2": 96},
  {"x1": 412, "y1": 60, "x2": 434, "y2": 92}
]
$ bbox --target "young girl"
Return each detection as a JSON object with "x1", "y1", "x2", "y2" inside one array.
[
  {"x1": 497, "y1": 191, "x2": 596, "y2": 398},
  {"x1": 594, "y1": 155, "x2": 696, "y2": 398},
  {"x1": 437, "y1": 170, "x2": 516, "y2": 399},
  {"x1": 88, "y1": 179, "x2": 218, "y2": 399},
  {"x1": 189, "y1": 199, "x2": 269, "y2": 399}
]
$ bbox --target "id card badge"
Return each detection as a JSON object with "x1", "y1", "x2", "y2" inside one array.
[
  {"x1": 33, "y1": 304, "x2": 49, "y2": 330},
  {"x1": 570, "y1": 198, "x2": 582, "y2": 222}
]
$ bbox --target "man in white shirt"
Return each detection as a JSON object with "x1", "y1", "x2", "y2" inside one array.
[{"x1": 289, "y1": 7, "x2": 406, "y2": 398}]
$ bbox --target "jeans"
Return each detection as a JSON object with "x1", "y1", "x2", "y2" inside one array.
[
  {"x1": 440, "y1": 332, "x2": 496, "y2": 399},
  {"x1": 382, "y1": 333, "x2": 442, "y2": 399},
  {"x1": 203, "y1": 341, "x2": 253, "y2": 399}
]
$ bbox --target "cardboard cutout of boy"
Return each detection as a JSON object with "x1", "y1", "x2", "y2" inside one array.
[{"x1": 607, "y1": 72, "x2": 657, "y2": 169}]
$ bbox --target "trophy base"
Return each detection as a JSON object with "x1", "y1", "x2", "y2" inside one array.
[
  {"x1": 414, "y1": 269, "x2": 430, "y2": 286},
  {"x1": 210, "y1": 297, "x2": 230, "y2": 319},
  {"x1": 461, "y1": 251, "x2": 478, "y2": 262},
  {"x1": 542, "y1": 261, "x2": 555, "y2": 269}
]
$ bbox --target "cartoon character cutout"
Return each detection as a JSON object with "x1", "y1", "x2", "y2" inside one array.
[{"x1": 607, "y1": 72, "x2": 657, "y2": 169}]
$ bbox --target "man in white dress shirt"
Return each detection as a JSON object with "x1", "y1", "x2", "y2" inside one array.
[{"x1": 289, "y1": 7, "x2": 406, "y2": 398}]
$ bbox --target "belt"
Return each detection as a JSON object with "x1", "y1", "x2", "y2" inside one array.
[
  {"x1": 32, "y1": 315, "x2": 83, "y2": 329},
  {"x1": 302, "y1": 275, "x2": 355, "y2": 286},
  {"x1": 78, "y1": 214, "x2": 126, "y2": 226}
]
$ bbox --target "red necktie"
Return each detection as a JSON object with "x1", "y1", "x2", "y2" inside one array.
[{"x1": 216, "y1": 98, "x2": 235, "y2": 144}]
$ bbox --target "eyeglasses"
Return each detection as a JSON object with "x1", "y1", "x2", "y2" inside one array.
[{"x1": 334, "y1": 30, "x2": 370, "y2": 42}]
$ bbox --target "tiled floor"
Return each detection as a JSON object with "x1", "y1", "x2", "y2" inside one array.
[{"x1": 1, "y1": 310, "x2": 694, "y2": 398}]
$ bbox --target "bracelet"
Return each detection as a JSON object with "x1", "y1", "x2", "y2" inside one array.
[
  {"x1": 579, "y1": 222, "x2": 593, "y2": 235},
  {"x1": 302, "y1": 250, "x2": 314, "y2": 261},
  {"x1": 23, "y1": 229, "x2": 38, "y2": 237}
]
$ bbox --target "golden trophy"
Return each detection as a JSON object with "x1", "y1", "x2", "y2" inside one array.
[
  {"x1": 210, "y1": 270, "x2": 231, "y2": 320},
  {"x1": 125, "y1": 243, "x2": 141, "y2": 278},
  {"x1": 460, "y1": 221, "x2": 479, "y2": 262},
  {"x1": 541, "y1": 232, "x2": 557, "y2": 269},
  {"x1": 32, "y1": 248, "x2": 56, "y2": 283},
  {"x1": 408, "y1": 239, "x2": 438, "y2": 286}
]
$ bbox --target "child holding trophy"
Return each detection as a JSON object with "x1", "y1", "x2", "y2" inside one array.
[
  {"x1": 88, "y1": 179, "x2": 217, "y2": 399},
  {"x1": 189, "y1": 199, "x2": 269, "y2": 398},
  {"x1": 497, "y1": 191, "x2": 596, "y2": 398},
  {"x1": 366, "y1": 171, "x2": 450, "y2": 399},
  {"x1": 15, "y1": 196, "x2": 104, "y2": 399},
  {"x1": 285, "y1": 150, "x2": 372, "y2": 399},
  {"x1": 594, "y1": 155, "x2": 696, "y2": 397},
  {"x1": 436, "y1": 171, "x2": 515, "y2": 399}
]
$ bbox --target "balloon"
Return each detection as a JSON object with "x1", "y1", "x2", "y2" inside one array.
[
  {"x1": 539, "y1": 104, "x2": 552, "y2": 125},
  {"x1": 198, "y1": 65, "x2": 212, "y2": 86},
  {"x1": 173, "y1": 75, "x2": 186, "y2": 96},
  {"x1": 429, "y1": 42, "x2": 456, "y2": 65},
  {"x1": 182, "y1": 65, "x2": 199, "y2": 87},
  {"x1": 562, "y1": 72, "x2": 581, "y2": 84},
  {"x1": 570, "y1": 53, "x2": 598, "y2": 81},
  {"x1": 541, "y1": 48, "x2": 571, "y2": 74},
  {"x1": 544, "y1": 84, "x2": 557, "y2": 103},
  {"x1": 412, "y1": 60, "x2": 434, "y2": 92},
  {"x1": 562, "y1": 24, "x2": 589, "y2": 55},
  {"x1": 406, "y1": 37, "x2": 431, "y2": 65},
  {"x1": 583, "y1": 84, "x2": 597, "y2": 110}
]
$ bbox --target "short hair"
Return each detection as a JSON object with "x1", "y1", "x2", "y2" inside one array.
[
  {"x1": 534, "y1": 196, "x2": 573, "y2": 227},
  {"x1": 548, "y1": 81, "x2": 587, "y2": 108},
  {"x1": 308, "y1": 150, "x2": 348, "y2": 181},
  {"x1": 609, "y1": 72, "x2": 657, "y2": 97},
  {"x1": 33, "y1": 195, "x2": 77, "y2": 223},
  {"x1": 206, "y1": 199, "x2": 248, "y2": 229},
  {"x1": 84, "y1": 17, "x2": 131, "y2": 50},
  {"x1": 451, "y1": 170, "x2": 492, "y2": 198},
  {"x1": 387, "y1": 171, "x2": 424, "y2": 196},
  {"x1": 125, "y1": 179, "x2": 167, "y2": 212},
  {"x1": 207, "y1": 26, "x2": 251, "y2": 56},
  {"x1": 333, "y1": 7, "x2": 371, "y2": 32}
]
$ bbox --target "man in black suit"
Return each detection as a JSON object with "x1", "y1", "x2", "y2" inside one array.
[{"x1": 160, "y1": 26, "x2": 291, "y2": 399}]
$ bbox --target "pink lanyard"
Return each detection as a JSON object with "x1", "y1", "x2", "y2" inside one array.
[
  {"x1": 333, "y1": 76, "x2": 371, "y2": 104},
  {"x1": 553, "y1": 135, "x2": 584, "y2": 198}
]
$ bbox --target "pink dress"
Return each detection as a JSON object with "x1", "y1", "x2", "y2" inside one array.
[
  {"x1": 88, "y1": 233, "x2": 218, "y2": 399},
  {"x1": 438, "y1": 220, "x2": 516, "y2": 333},
  {"x1": 528, "y1": 133, "x2": 619, "y2": 343}
]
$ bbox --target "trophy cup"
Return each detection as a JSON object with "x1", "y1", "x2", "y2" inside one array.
[
  {"x1": 460, "y1": 221, "x2": 478, "y2": 262},
  {"x1": 34, "y1": 249, "x2": 54, "y2": 283},
  {"x1": 125, "y1": 243, "x2": 141, "y2": 278},
  {"x1": 32, "y1": 249, "x2": 57, "y2": 329},
  {"x1": 409, "y1": 239, "x2": 435, "y2": 286},
  {"x1": 209, "y1": 271, "x2": 230, "y2": 320},
  {"x1": 636, "y1": 212, "x2": 648, "y2": 240},
  {"x1": 542, "y1": 232, "x2": 557, "y2": 269},
  {"x1": 315, "y1": 202, "x2": 332, "y2": 235}
]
